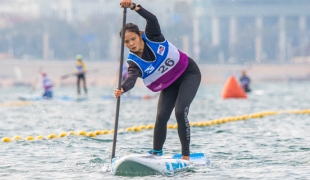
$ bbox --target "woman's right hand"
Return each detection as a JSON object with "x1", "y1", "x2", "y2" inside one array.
[
  {"x1": 114, "y1": 88, "x2": 124, "y2": 98},
  {"x1": 120, "y1": 0, "x2": 132, "y2": 8}
]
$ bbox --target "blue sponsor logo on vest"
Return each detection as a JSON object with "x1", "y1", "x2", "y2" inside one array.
[{"x1": 144, "y1": 64, "x2": 155, "y2": 74}]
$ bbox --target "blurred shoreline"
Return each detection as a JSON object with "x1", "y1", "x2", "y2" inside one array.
[{"x1": 0, "y1": 59, "x2": 310, "y2": 88}]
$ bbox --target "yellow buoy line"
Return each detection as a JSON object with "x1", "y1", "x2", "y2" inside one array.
[
  {"x1": 0, "y1": 101, "x2": 37, "y2": 107},
  {"x1": 1, "y1": 109, "x2": 310, "y2": 143}
]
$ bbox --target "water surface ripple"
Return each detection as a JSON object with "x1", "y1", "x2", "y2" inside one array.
[{"x1": 0, "y1": 82, "x2": 309, "y2": 179}]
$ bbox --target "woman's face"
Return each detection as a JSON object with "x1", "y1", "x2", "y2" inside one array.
[{"x1": 124, "y1": 31, "x2": 141, "y2": 53}]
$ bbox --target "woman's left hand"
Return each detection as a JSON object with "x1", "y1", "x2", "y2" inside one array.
[
  {"x1": 120, "y1": 0, "x2": 132, "y2": 8},
  {"x1": 114, "y1": 88, "x2": 124, "y2": 98}
]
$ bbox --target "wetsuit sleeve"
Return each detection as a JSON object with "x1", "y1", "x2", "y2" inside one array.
[
  {"x1": 136, "y1": 5, "x2": 165, "y2": 42},
  {"x1": 121, "y1": 61, "x2": 141, "y2": 92}
]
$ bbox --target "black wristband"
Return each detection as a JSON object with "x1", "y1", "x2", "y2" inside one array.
[{"x1": 130, "y1": 3, "x2": 136, "y2": 10}]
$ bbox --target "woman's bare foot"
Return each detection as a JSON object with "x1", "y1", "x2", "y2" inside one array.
[{"x1": 182, "y1": 156, "x2": 189, "y2": 160}]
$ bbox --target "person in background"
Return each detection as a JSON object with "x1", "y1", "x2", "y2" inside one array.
[
  {"x1": 115, "y1": 0, "x2": 201, "y2": 160},
  {"x1": 41, "y1": 72, "x2": 53, "y2": 99},
  {"x1": 240, "y1": 70, "x2": 251, "y2": 92},
  {"x1": 75, "y1": 54, "x2": 88, "y2": 97}
]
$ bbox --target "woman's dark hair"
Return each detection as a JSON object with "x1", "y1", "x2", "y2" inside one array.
[{"x1": 119, "y1": 23, "x2": 140, "y2": 38}]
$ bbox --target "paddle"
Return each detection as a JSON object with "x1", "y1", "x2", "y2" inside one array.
[
  {"x1": 111, "y1": 7, "x2": 127, "y2": 160},
  {"x1": 60, "y1": 68, "x2": 100, "y2": 80},
  {"x1": 30, "y1": 66, "x2": 44, "y2": 94}
]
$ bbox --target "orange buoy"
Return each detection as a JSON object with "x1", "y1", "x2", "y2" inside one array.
[{"x1": 222, "y1": 75, "x2": 247, "y2": 99}]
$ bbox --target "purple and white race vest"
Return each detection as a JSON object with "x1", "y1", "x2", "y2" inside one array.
[
  {"x1": 43, "y1": 76, "x2": 53, "y2": 92},
  {"x1": 127, "y1": 34, "x2": 188, "y2": 92}
]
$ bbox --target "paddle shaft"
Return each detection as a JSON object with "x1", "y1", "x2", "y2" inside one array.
[
  {"x1": 31, "y1": 66, "x2": 44, "y2": 93},
  {"x1": 112, "y1": 7, "x2": 127, "y2": 160},
  {"x1": 60, "y1": 68, "x2": 100, "y2": 80}
]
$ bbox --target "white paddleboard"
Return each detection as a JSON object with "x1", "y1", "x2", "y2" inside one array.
[
  {"x1": 18, "y1": 94, "x2": 81, "y2": 102},
  {"x1": 110, "y1": 153, "x2": 209, "y2": 176},
  {"x1": 18, "y1": 94, "x2": 42, "y2": 101}
]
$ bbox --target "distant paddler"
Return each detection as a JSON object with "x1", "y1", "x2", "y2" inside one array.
[
  {"x1": 60, "y1": 55, "x2": 100, "y2": 98},
  {"x1": 41, "y1": 72, "x2": 53, "y2": 99},
  {"x1": 75, "y1": 54, "x2": 88, "y2": 98},
  {"x1": 239, "y1": 70, "x2": 251, "y2": 93}
]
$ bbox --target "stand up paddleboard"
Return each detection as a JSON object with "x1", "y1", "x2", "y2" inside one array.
[
  {"x1": 110, "y1": 152, "x2": 210, "y2": 176},
  {"x1": 18, "y1": 95, "x2": 42, "y2": 101}
]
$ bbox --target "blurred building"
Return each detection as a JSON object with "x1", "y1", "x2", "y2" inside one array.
[
  {"x1": 0, "y1": 0, "x2": 173, "y2": 25},
  {"x1": 0, "y1": 0, "x2": 173, "y2": 59},
  {"x1": 191, "y1": 0, "x2": 310, "y2": 64},
  {"x1": 0, "y1": 0, "x2": 309, "y2": 63},
  {"x1": 0, "y1": 0, "x2": 40, "y2": 18}
]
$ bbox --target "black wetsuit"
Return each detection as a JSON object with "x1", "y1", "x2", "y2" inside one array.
[
  {"x1": 77, "y1": 74, "x2": 87, "y2": 95},
  {"x1": 121, "y1": 5, "x2": 201, "y2": 156}
]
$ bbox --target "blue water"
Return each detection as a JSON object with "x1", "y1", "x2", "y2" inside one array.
[{"x1": 0, "y1": 82, "x2": 309, "y2": 179}]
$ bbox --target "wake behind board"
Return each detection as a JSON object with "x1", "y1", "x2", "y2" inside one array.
[
  {"x1": 110, "y1": 153, "x2": 209, "y2": 176},
  {"x1": 76, "y1": 97, "x2": 88, "y2": 102}
]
